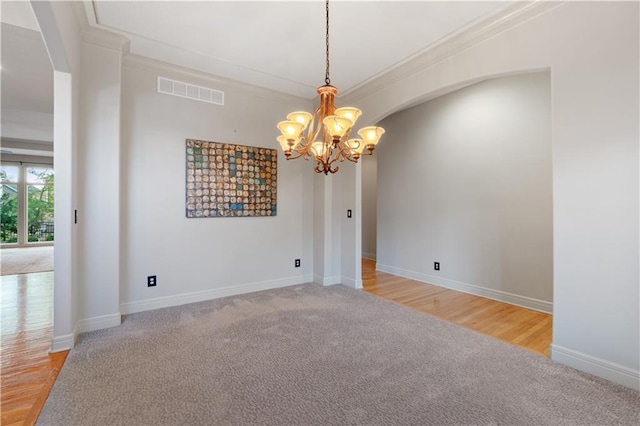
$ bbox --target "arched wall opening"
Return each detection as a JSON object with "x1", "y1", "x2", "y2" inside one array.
[
  {"x1": 362, "y1": 71, "x2": 553, "y2": 317},
  {"x1": 344, "y1": 1, "x2": 638, "y2": 389},
  {"x1": 359, "y1": 69, "x2": 546, "y2": 266}
]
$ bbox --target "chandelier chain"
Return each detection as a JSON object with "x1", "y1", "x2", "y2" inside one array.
[{"x1": 325, "y1": 0, "x2": 330, "y2": 85}]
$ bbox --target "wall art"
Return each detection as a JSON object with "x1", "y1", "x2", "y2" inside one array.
[{"x1": 186, "y1": 139, "x2": 277, "y2": 218}]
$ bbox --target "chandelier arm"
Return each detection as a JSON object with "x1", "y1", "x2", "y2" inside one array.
[
  {"x1": 360, "y1": 148, "x2": 375, "y2": 156},
  {"x1": 335, "y1": 141, "x2": 358, "y2": 163},
  {"x1": 292, "y1": 139, "x2": 319, "y2": 161},
  {"x1": 295, "y1": 103, "x2": 323, "y2": 158},
  {"x1": 342, "y1": 154, "x2": 359, "y2": 164},
  {"x1": 316, "y1": 161, "x2": 338, "y2": 175},
  {"x1": 326, "y1": 149, "x2": 344, "y2": 169},
  {"x1": 307, "y1": 104, "x2": 324, "y2": 145},
  {"x1": 286, "y1": 150, "x2": 309, "y2": 161},
  {"x1": 331, "y1": 148, "x2": 346, "y2": 163}
]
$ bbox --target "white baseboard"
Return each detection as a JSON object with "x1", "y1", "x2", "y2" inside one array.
[
  {"x1": 51, "y1": 334, "x2": 74, "y2": 353},
  {"x1": 341, "y1": 276, "x2": 363, "y2": 289},
  {"x1": 51, "y1": 321, "x2": 78, "y2": 353},
  {"x1": 362, "y1": 252, "x2": 377, "y2": 261},
  {"x1": 314, "y1": 274, "x2": 341, "y2": 286},
  {"x1": 121, "y1": 274, "x2": 313, "y2": 315},
  {"x1": 78, "y1": 312, "x2": 122, "y2": 333},
  {"x1": 376, "y1": 263, "x2": 552, "y2": 314},
  {"x1": 51, "y1": 313, "x2": 122, "y2": 353},
  {"x1": 551, "y1": 344, "x2": 640, "y2": 391}
]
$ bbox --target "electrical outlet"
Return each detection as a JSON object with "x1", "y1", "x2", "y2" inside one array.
[
  {"x1": 434, "y1": 262, "x2": 440, "y2": 271},
  {"x1": 295, "y1": 259, "x2": 301, "y2": 268},
  {"x1": 147, "y1": 275, "x2": 157, "y2": 287}
]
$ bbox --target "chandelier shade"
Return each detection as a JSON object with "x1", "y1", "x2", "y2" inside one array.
[
  {"x1": 335, "y1": 107, "x2": 362, "y2": 123},
  {"x1": 277, "y1": 121, "x2": 304, "y2": 139},
  {"x1": 276, "y1": 0, "x2": 384, "y2": 175},
  {"x1": 358, "y1": 126, "x2": 385, "y2": 147},
  {"x1": 323, "y1": 116, "x2": 353, "y2": 138},
  {"x1": 288, "y1": 111, "x2": 313, "y2": 129}
]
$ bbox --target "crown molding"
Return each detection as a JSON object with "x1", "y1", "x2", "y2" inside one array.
[
  {"x1": 71, "y1": 1, "x2": 129, "y2": 53},
  {"x1": 71, "y1": 2, "x2": 313, "y2": 99},
  {"x1": 342, "y1": 1, "x2": 564, "y2": 103},
  {"x1": 1, "y1": 137, "x2": 53, "y2": 149},
  {"x1": 122, "y1": 54, "x2": 312, "y2": 105},
  {"x1": 0, "y1": 138, "x2": 54, "y2": 159},
  {"x1": 0, "y1": 153, "x2": 54, "y2": 162}
]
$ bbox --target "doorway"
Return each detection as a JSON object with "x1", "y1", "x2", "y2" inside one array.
[{"x1": 358, "y1": 72, "x2": 553, "y2": 356}]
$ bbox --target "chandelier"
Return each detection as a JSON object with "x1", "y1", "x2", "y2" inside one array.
[{"x1": 276, "y1": 0, "x2": 385, "y2": 175}]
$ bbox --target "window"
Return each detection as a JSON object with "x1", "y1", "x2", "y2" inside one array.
[
  {"x1": 0, "y1": 163, "x2": 54, "y2": 245},
  {"x1": 26, "y1": 167, "x2": 55, "y2": 242},
  {"x1": 0, "y1": 165, "x2": 19, "y2": 243}
]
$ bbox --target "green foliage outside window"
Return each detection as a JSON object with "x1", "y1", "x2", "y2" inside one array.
[
  {"x1": 27, "y1": 169, "x2": 55, "y2": 240},
  {"x1": 1, "y1": 168, "x2": 55, "y2": 243},
  {"x1": 0, "y1": 170, "x2": 18, "y2": 242}
]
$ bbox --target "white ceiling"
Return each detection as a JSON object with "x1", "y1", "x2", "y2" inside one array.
[
  {"x1": 1, "y1": 1, "x2": 54, "y2": 151},
  {"x1": 1, "y1": 0, "x2": 52, "y2": 114},
  {"x1": 1, "y1": 23, "x2": 53, "y2": 114},
  {"x1": 0, "y1": 0, "x2": 40, "y2": 31},
  {"x1": 89, "y1": 1, "x2": 513, "y2": 99},
  {"x1": 0, "y1": 0, "x2": 517, "y2": 149}
]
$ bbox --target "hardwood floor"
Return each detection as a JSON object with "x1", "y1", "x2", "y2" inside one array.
[
  {"x1": 362, "y1": 259, "x2": 552, "y2": 357},
  {"x1": 1, "y1": 272, "x2": 68, "y2": 426}
]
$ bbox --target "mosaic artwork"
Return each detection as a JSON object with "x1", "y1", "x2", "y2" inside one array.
[{"x1": 186, "y1": 139, "x2": 277, "y2": 218}]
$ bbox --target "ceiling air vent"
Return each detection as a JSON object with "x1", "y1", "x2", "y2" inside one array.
[{"x1": 157, "y1": 76, "x2": 224, "y2": 106}]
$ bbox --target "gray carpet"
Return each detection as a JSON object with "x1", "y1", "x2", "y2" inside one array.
[{"x1": 38, "y1": 284, "x2": 639, "y2": 425}]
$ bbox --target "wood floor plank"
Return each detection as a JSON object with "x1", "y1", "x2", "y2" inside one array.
[
  {"x1": 0, "y1": 272, "x2": 69, "y2": 426},
  {"x1": 362, "y1": 259, "x2": 552, "y2": 357}
]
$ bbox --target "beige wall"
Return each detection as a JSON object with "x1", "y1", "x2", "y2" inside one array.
[
  {"x1": 119, "y1": 56, "x2": 315, "y2": 312},
  {"x1": 377, "y1": 71, "x2": 553, "y2": 308}
]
